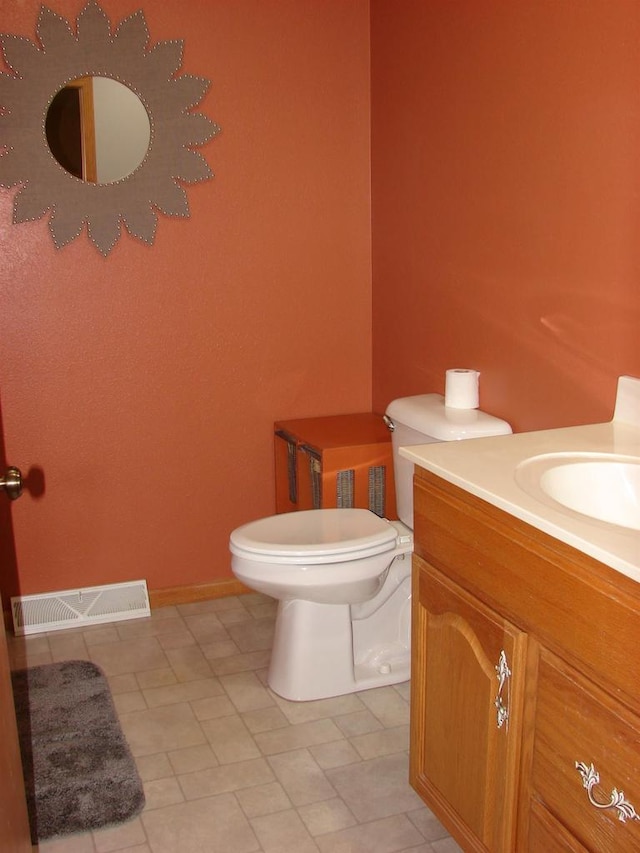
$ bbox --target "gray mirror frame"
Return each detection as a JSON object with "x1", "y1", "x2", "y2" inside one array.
[{"x1": 0, "y1": 1, "x2": 220, "y2": 256}]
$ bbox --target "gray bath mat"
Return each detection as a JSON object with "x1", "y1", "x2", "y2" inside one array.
[{"x1": 11, "y1": 659, "x2": 145, "y2": 842}]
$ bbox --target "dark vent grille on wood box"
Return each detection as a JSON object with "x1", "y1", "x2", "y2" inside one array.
[{"x1": 274, "y1": 413, "x2": 397, "y2": 519}]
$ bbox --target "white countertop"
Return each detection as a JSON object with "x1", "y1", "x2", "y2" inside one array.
[{"x1": 400, "y1": 417, "x2": 640, "y2": 584}]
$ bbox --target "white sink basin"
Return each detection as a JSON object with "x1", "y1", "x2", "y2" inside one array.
[{"x1": 515, "y1": 453, "x2": 640, "y2": 531}]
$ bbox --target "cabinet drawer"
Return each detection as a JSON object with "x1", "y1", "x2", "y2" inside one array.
[
  {"x1": 527, "y1": 800, "x2": 588, "y2": 852},
  {"x1": 532, "y1": 651, "x2": 640, "y2": 851}
]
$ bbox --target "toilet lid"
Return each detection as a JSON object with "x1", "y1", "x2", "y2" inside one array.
[{"x1": 229, "y1": 508, "x2": 397, "y2": 563}]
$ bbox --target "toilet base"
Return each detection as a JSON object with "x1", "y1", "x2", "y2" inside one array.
[{"x1": 267, "y1": 597, "x2": 410, "y2": 702}]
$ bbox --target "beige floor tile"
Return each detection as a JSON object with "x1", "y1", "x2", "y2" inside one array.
[
  {"x1": 200, "y1": 638, "x2": 242, "y2": 659},
  {"x1": 350, "y1": 723, "x2": 410, "y2": 759},
  {"x1": 201, "y1": 713, "x2": 262, "y2": 763},
  {"x1": 407, "y1": 807, "x2": 451, "y2": 843},
  {"x1": 255, "y1": 718, "x2": 344, "y2": 756},
  {"x1": 8, "y1": 634, "x2": 50, "y2": 660},
  {"x1": 273, "y1": 692, "x2": 365, "y2": 725},
  {"x1": 178, "y1": 756, "x2": 274, "y2": 800},
  {"x1": 135, "y1": 668, "x2": 177, "y2": 689},
  {"x1": 36, "y1": 834, "x2": 95, "y2": 852},
  {"x1": 47, "y1": 632, "x2": 90, "y2": 662},
  {"x1": 430, "y1": 837, "x2": 464, "y2": 852},
  {"x1": 325, "y1": 753, "x2": 425, "y2": 822},
  {"x1": 108, "y1": 672, "x2": 139, "y2": 694},
  {"x1": 119, "y1": 702, "x2": 207, "y2": 756},
  {"x1": 315, "y1": 813, "x2": 424, "y2": 853},
  {"x1": 333, "y1": 709, "x2": 384, "y2": 738},
  {"x1": 255, "y1": 667, "x2": 271, "y2": 686},
  {"x1": 142, "y1": 675, "x2": 224, "y2": 708},
  {"x1": 216, "y1": 606, "x2": 254, "y2": 626},
  {"x1": 268, "y1": 748, "x2": 336, "y2": 807},
  {"x1": 191, "y1": 692, "x2": 237, "y2": 721},
  {"x1": 226, "y1": 617, "x2": 276, "y2": 650},
  {"x1": 250, "y1": 808, "x2": 320, "y2": 853},
  {"x1": 236, "y1": 781, "x2": 292, "y2": 818},
  {"x1": 147, "y1": 606, "x2": 180, "y2": 620},
  {"x1": 92, "y1": 815, "x2": 147, "y2": 852},
  {"x1": 209, "y1": 649, "x2": 272, "y2": 675},
  {"x1": 11, "y1": 651, "x2": 54, "y2": 669},
  {"x1": 156, "y1": 631, "x2": 198, "y2": 650},
  {"x1": 112, "y1": 690, "x2": 147, "y2": 714},
  {"x1": 141, "y1": 794, "x2": 260, "y2": 853},
  {"x1": 116, "y1": 615, "x2": 188, "y2": 641},
  {"x1": 308, "y1": 739, "x2": 362, "y2": 770},
  {"x1": 392, "y1": 681, "x2": 411, "y2": 702},
  {"x1": 89, "y1": 637, "x2": 169, "y2": 676},
  {"x1": 167, "y1": 743, "x2": 219, "y2": 775},
  {"x1": 242, "y1": 705, "x2": 290, "y2": 734},
  {"x1": 164, "y1": 645, "x2": 214, "y2": 682},
  {"x1": 358, "y1": 686, "x2": 410, "y2": 728},
  {"x1": 220, "y1": 670, "x2": 276, "y2": 712},
  {"x1": 182, "y1": 613, "x2": 229, "y2": 644},
  {"x1": 297, "y1": 797, "x2": 358, "y2": 836},
  {"x1": 82, "y1": 625, "x2": 120, "y2": 646},
  {"x1": 8, "y1": 636, "x2": 54, "y2": 669},
  {"x1": 136, "y1": 752, "x2": 175, "y2": 781},
  {"x1": 244, "y1": 600, "x2": 278, "y2": 620},
  {"x1": 142, "y1": 776, "x2": 185, "y2": 810}
]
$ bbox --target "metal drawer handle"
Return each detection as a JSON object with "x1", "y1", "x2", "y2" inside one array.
[
  {"x1": 494, "y1": 649, "x2": 511, "y2": 729},
  {"x1": 575, "y1": 762, "x2": 640, "y2": 823}
]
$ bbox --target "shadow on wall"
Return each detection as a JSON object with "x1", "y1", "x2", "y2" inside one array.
[{"x1": 0, "y1": 394, "x2": 46, "y2": 602}]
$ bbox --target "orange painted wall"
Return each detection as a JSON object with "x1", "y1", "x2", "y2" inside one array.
[
  {"x1": 371, "y1": 0, "x2": 640, "y2": 432},
  {"x1": 0, "y1": 0, "x2": 372, "y2": 598}
]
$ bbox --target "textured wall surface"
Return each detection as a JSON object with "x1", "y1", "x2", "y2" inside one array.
[
  {"x1": 371, "y1": 0, "x2": 640, "y2": 431},
  {"x1": 0, "y1": 0, "x2": 372, "y2": 598}
]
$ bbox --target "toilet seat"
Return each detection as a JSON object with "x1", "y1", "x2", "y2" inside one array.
[{"x1": 229, "y1": 508, "x2": 397, "y2": 565}]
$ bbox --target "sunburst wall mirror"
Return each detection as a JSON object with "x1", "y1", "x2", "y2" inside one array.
[{"x1": 0, "y1": 1, "x2": 220, "y2": 255}]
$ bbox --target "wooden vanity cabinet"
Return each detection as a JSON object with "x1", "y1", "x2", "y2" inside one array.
[{"x1": 410, "y1": 468, "x2": 640, "y2": 853}]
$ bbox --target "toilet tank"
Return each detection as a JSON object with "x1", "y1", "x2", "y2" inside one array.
[{"x1": 385, "y1": 394, "x2": 512, "y2": 528}]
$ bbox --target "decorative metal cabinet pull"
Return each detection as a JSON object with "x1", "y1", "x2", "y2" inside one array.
[
  {"x1": 494, "y1": 650, "x2": 511, "y2": 729},
  {"x1": 575, "y1": 762, "x2": 640, "y2": 823}
]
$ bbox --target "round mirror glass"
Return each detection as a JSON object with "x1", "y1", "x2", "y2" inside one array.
[{"x1": 45, "y1": 76, "x2": 151, "y2": 184}]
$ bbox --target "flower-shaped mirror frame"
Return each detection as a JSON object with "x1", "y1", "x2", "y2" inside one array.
[{"x1": 0, "y1": 1, "x2": 220, "y2": 255}]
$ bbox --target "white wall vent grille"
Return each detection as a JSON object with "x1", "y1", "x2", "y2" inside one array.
[{"x1": 11, "y1": 580, "x2": 150, "y2": 636}]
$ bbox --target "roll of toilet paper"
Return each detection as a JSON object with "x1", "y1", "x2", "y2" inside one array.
[{"x1": 445, "y1": 369, "x2": 480, "y2": 409}]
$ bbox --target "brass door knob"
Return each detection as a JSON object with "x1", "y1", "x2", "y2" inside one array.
[{"x1": 0, "y1": 466, "x2": 23, "y2": 500}]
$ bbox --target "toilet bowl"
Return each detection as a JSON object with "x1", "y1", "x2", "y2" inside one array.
[
  {"x1": 230, "y1": 508, "x2": 400, "y2": 604},
  {"x1": 230, "y1": 394, "x2": 512, "y2": 702},
  {"x1": 230, "y1": 508, "x2": 413, "y2": 701}
]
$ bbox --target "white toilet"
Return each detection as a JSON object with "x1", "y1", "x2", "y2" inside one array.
[{"x1": 230, "y1": 394, "x2": 512, "y2": 701}]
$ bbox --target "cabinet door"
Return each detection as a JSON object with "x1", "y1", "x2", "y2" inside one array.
[{"x1": 410, "y1": 556, "x2": 527, "y2": 852}]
